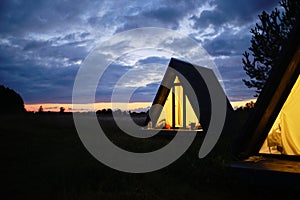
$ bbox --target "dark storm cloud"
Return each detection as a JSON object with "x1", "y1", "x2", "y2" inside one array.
[
  {"x1": 0, "y1": 0, "x2": 102, "y2": 36},
  {"x1": 0, "y1": 60, "x2": 78, "y2": 103},
  {"x1": 0, "y1": 0, "x2": 280, "y2": 104},
  {"x1": 136, "y1": 56, "x2": 170, "y2": 65},
  {"x1": 95, "y1": 64, "x2": 132, "y2": 102},
  {"x1": 116, "y1": 0, "x2": 203, "y2": 32},
  {"x1": 216, "y1": 0, "x2": 278, "y2": 21},
  {"x1": 193, "y1": 0, "x2": 278, "y2": 28},
  {"x1": 189, "y1": 0, "x2": 279, "y2": 59},
  {"x1": 208, "y1": 60, "x2": 257, "y2": 101},
  {"x1": 215, "y1": 55, "x2": 257, "y2": 101},
  {"x1": 130, "y1": 82, "x2": 161, "y2": 102},
  {"x1": 187, "y1": 0, "x2": 279, "y2": 102},
  {"x1": 203, "y1": 31, "x2": 251, "y2": 56},
  {"x1": 142, "y1": 7, "x2": 184, "y2": 23}
]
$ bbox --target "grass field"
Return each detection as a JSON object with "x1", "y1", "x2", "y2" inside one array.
[{"x1": 1, "y1": 112, "x2": 299, "y2": 199}]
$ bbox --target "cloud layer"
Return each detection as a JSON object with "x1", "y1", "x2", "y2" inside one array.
[{"x1": 0, "y1": 0, "x2": 279, "y2": 104}]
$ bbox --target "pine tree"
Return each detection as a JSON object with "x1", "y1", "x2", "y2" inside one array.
[{"x1": 242, "y1": 0, "x2": 300, "y2": 96}]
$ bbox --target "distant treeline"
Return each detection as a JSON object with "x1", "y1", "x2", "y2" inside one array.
[{"x1": 96, "y1": 109, "x2": 148, "y2": 116}]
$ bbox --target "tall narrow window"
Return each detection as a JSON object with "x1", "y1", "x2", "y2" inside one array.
[{"x1": 153, "y1": 76, "x2": 201, "y2": 130}]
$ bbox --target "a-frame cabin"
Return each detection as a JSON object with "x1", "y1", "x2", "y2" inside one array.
[{"x1": 145, "y1": 58, "x2": 233, "y2": 132}]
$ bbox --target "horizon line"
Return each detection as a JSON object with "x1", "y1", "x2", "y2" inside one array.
[{"x1": 25, "y1": 98, "x2": 256, "y2": 113}]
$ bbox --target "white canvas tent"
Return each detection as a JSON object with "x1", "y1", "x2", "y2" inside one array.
[{"x1": 260, "y1": 75, "x2": 300, "y2": 155}]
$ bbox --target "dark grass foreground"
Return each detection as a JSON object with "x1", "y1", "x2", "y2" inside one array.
[{"x1": 1, "y1": 113, "x2": 299, "y2": 199}]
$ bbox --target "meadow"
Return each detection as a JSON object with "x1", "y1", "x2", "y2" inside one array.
[{"x1": 1, "y1": 112, "x2": 299, "y2": 199}]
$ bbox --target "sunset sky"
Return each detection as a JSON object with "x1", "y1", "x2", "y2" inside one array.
[{"x1": 0, "y1": 0, "x2": 278, "y2": 112}]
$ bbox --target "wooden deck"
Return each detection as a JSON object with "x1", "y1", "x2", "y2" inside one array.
[
  {"x1": 230, "y1": 156, "x2": 300, "y2": 174},
  {"x1": 228, "y1": 157, "x2": 300, "y2": 189}
]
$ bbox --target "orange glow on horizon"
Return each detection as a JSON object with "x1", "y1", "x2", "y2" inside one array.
[
  {"x1": 231, "y1": 98, "x2": 257, "y2": 109},
  {"x1": 25, "y1": 102, "x2": 152, "y2": 113},
  {"x1": 25, "y1": 98, "x2": 256, "y2": 113}
]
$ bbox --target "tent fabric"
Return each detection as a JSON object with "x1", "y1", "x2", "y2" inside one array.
[
  {"x1": 260, "y1": 75, "x2": 300, "y2": 155},
  {"x1": 153, "y1": 75, "x2": 200, "y2": 129}
]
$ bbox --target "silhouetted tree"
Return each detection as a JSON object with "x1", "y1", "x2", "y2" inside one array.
[
  {"x1": 96, "y1": 109, "x2": 103, "y2": 115},
  {"x1": 60, "y1": 107, "x2": 65, "y2": 113},
  {"x1": 0, "y1": 85, "x2": 26, "y2": 113},
  {"x1": 106, "y1": 109, "x2": 112, "y2": 115},
  {"x1": 242, "y1": 0, "x2": 300, "y2": 96},
  {"x1": 96, "y1": 108, "x2": 113, "y2": 115},
  {"x1": 38, "y1": 105, "x2": 44, "y2": 113},
  {"x1": 235, "y1": 101, "x2": 255, "y2": 111},
  {"x1": 244, "y1": 101, "x2": 255, "y2": 110}
]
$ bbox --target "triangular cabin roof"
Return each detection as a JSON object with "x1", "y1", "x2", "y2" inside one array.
[
  {"x1": 145, "y1": 58, "x2": 233, "y2": 132},
  {"x1": 236, "y1": 20, "x2": 300, "y2": 158}
]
